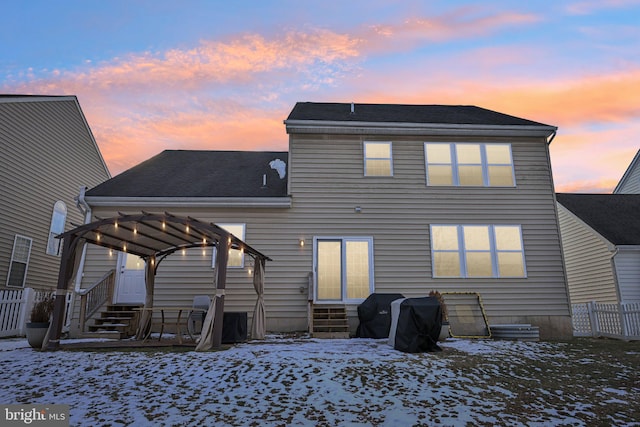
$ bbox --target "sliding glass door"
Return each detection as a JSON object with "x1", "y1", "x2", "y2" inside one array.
[{"x1": 315, "y1": 237, "x2": 373, "y2": 303}]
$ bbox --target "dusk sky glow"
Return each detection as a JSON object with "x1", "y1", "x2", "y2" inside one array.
[{"x1": 2, "y1": 1, "x2": 639, "y2": 192}]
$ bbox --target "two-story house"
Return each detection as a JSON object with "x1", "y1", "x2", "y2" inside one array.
[
  {"x1": 72, "y1": 102, "x2": 571, "y2": 339},
  {"x1": 0, "y1": 95, "x2": 110, "y2": 292}
]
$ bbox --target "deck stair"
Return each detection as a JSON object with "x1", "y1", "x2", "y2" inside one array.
[
  {"x1": 85, "y1": 304, "x2": 142, "y2": 339},
  {"x1": 311, "y1": 305, "x2": 350, "y2": 339}
]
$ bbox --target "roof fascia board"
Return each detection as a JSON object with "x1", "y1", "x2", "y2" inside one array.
[
  {"x1": 615, "y1": 245, "x2": 640, "y2": 251},
  {"x1": 85, "y1": 196, "x2": 292, "y2": 208},
  {"x1": 71, "y1": 97, "x2": 112, "y2": 178},
  {"x1": 0, "y1": 95, "x2": 76, "y2": 104},
  {"x1": 284, "y1": 120, "x2": 557, "y2": 138}
]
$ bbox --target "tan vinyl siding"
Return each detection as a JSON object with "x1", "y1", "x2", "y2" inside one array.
[
  {"x1": 289, "y1": 134, "x2": 569, "y2": 323},
  {"x1": 557, "y1": 204, "x2": 618, "y2": 303},
  {"x1": 0, "y1": 98, "x2": 110, "y2": 290},
  {"x1": 613, "y1": 249, "x2": 640, "y2": 303}
]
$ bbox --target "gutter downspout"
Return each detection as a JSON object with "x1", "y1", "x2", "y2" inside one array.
[
  {"x1": 73, "y1": 186, "x2": 92, "y2": 293},
  {"x1": 63, "y1": 186, "x2": 92, "y2": 334}
]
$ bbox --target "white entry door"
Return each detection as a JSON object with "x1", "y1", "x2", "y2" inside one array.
[{"x1": 115, "y1": 252, "x2": 146, "y2": 304}]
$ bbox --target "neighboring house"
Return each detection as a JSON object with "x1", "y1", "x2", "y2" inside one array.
[
  {"x1": 0, "y1": 95, "x2": 110, "y2": 291},
  {"x1": 75, "y1": 102, "x2": 572, "y2": 339},
  {"x1": 556, "y1": 193, "x2": 640, "y2": 305},
  {"x1": 613, "y1": 149, "x2": 640, "y2": 194}
]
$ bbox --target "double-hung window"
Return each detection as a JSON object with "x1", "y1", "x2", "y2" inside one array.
[
  {"x1": 425, "y1": 143, "x2": 515, "y2": 186},
  {"x1": 7, "y1": 235, "x2": 32, "y2": 288},
  {"x1": 364, "y1": 141, "x2": 393, "y2": 176},
  {"x1": 430, "y1": 225, "x2": 526, "y2": 278}
]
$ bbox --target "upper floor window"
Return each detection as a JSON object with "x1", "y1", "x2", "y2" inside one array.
[
  {"x1": 46, "y1": 201, "x2": 67, "y2": 256},
  {"x1": 430, "y1": 224, "x2": 526, "y2": 278},
  {"x1": 364, "y1": 141, "x2": 393, "y2": 176},
  {"x1": 212, "y1": 223, "x2": 246, "y2": 268},
  {"x1": 424, "y1": 143, "x2": 515, "y2": 187}
]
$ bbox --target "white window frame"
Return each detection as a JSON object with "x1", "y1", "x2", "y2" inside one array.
[
  {"x1": 424, "y1": 143, "x2": 515, "y2": 187},
  {"x1": 430, "y1": 225, "x2": 526, "y2": 278},
  {"x1": 313, "y1": 236, "x2": 375, "y2": 304},
  {"x1": 6, "y1": 235, "x2": 33, "y2": 288},
  {"x1": 363, "y1": 141, "x2": 393, "y2": 177},
  {"x1": 46, "y1": 201, "x2": 67, "y2": 256},
  {"x1": 212, "y1": 223, "x2": 246, "y2": 269}
]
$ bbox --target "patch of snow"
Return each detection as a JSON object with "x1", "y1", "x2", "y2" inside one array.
[
  {"x1": 269, "y1": 159, "x2": 286, "y2": 179},
  {"x1": 0, "y1": 336, "x2": 636, "y2": 426}
]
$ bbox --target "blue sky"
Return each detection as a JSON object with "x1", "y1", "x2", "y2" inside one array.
[{"x1": 2, "y1": 0, "x2": 640, "y2": 191}]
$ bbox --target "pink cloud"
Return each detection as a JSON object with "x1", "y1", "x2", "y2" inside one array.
[{"x1": 565, "y1": 0, "x2": 640, "y2": 15}]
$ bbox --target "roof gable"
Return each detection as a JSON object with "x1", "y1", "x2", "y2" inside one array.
[
  {"x1": 86, "y1": 150, "x2": 288, "y2": 198},
  {"x1": 556, "y1": 193, "x2": 640, "y2": 245},
  {"x1": 613, "y1": 149, "x2": 640, "y2": 193},
  {"x1": 286, "y1": 102, "x2": 553, "y2": 127}
]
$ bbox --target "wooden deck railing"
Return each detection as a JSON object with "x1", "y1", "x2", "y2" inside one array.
[{"x1": 78, "y1": 269, "x2": 115, "y2": 332}]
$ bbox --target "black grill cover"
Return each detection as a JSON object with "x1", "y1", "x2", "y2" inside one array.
[
  {"x1": 393, "y1": 297, "x2": 442, "y2": 353},
  {"x1": 356, "y1": 293, "x2": 405, "y2": 338}
]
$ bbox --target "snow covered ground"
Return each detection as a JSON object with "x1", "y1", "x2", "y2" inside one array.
[{"x1": 0, "y1": 335, "x2": 638, "y2": 426}]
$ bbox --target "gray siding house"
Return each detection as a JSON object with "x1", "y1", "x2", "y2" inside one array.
[
  {"x1": 75, "y1": 102, "x2": 572, "y2": 339},
  {"x1": 557, "y1": 194, "x2": 640, "y2": 305},
  {"x1": 0, "y1": 95, "x2": 110, "y2": 291}
]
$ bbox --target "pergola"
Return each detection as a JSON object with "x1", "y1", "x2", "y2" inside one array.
[{"x1": 46, "y1": 212, "x2": 271, "y2": 351}]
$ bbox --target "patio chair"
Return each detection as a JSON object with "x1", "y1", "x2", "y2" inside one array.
[{"x1": 187, "y1": 295, "x2": 211, "y2": 336}]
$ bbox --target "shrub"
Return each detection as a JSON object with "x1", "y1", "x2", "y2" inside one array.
[{"x1": 30, "y1": 297, "x2": 54, "y2": 323}]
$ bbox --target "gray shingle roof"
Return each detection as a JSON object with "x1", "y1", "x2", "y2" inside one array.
[
  {"x1": 556, "y1": 193, "x2": 640, "y2": 245},
  {"x1": 286, "y1": 102, "x2": 553, "y2": 127},
  {"x1": 86, "y1": 150, "x2": 288, "y2": 198}
]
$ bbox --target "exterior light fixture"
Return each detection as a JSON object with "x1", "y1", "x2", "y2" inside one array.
[
  {"x1": 299, "y1": 239, "x2": 305, "y2": 247},
  {"x1": 355, "y1": 206, "x2": 362, "y2": 213}
]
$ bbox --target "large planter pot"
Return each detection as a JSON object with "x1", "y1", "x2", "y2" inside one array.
[
  {"x1": 26, "y1": 322, "x2": 50, "y2": 349},
  {"x1": 439, "y1": 321, "x2": 450, "y2": 342}
]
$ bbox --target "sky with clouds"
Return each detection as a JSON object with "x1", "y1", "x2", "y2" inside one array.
[{"x1": 2, "y1": 0, "x2": 639, "y2": 192}]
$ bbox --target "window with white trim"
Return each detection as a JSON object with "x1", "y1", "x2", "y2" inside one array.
[
  {"x1": 424, "y1": 143, "x2": 515, "y2": 186},
  {"x1": 7, "y1": 235, "x2": 33, "y2": 288},
  {"x1": 364, "y1": 141, "x2": 393, "y2": 176},
  {"x1": 212, "y1": 224, "x2": 245, "y2": 268},
  {"x1": 430, "y1": 225, "x2": 526, "y2": 278},
  {"x1": 46, "y1": 201, "x2": 67, "y2": 256}
]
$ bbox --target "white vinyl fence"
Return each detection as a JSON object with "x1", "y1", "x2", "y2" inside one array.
[
  {"x1": 0, "y1": 288, "x2": 55, "y2": 337},
  {"x1": 572, "y1": 301, "x2": 640, "y2": 341}
]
